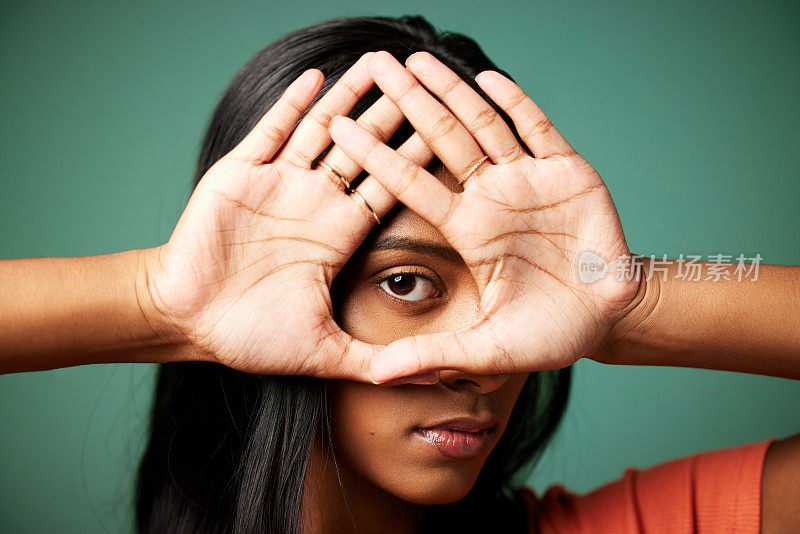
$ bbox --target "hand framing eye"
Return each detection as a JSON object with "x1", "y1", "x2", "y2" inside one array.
[
  {"x1": 144, "y1": 53, "x2": 435, "y2": 380},
  {"x1": 329, "y1": 51, "x2": 642, "y2": 383}
]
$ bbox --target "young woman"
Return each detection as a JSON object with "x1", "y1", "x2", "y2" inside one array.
[{"x1": 1, "y1": 15, "x2": 797, "y2": 533}]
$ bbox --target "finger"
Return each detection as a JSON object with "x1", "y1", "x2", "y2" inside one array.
[
  {"x1": 320, "y1": 328, "x2": 383, "y2": 382},
  {"x1": 275, "y1": 53, "x2": 375, "y2": 168},
  {"x1": 329, "y1": 114, "x2": 458, "y2": 232},
  {"x1": 314, "y1": 94, "x2": 407, "y2": 192},
  {"x1": 367, "y1": 51, "x2": 489, "y2": 183},
  {"x1": 323, "y1": 131, "x2": 435, "y2": 287},
  {"x1": 346, "y1": 131, "x2": 435, "y2": 229},
  {"x1": 368, "y1": 324, "x2": 512, "y2": 384},
  {"x1": 404, "y1": 51, "x2": 526, "y2": 165},
  {"x1": 474, "y1": 70, "x2": 576, "y2": 158},
  {"x1": 230, "y1": 69, "x2": 324, "y2": 164}
]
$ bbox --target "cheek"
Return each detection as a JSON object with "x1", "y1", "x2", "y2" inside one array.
[
  {"x1": 328, "y1": 381, "x2": 431, "y2": 498},
  {"x1": 338, "y1": 290, "x2": 411, "y2": 344},
  {"x1": 329, "y1": 381, "x2": 419, "y2": 459}
]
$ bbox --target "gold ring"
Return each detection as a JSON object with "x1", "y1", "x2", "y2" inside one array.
[
  {"x1": 349, "y1": 188, "x2": 380, "y2": 225},
  {"x1": 459, "y1": 155, "x2": 490, "y2": 186},
  {"x1": 316, "y1": 160, "x2": 350, "y2": 190}
]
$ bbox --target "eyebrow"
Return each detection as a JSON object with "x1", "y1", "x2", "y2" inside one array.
[{"x1": 370, "y1": 235, "x2": 463, "y2": 264}]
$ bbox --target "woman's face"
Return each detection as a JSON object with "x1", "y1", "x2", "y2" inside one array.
[{"x1": 327, "y1": 164, "x2": 530, "y2": 505}]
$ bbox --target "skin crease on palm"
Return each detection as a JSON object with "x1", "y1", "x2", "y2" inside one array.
[{"x1": 300, "y1": 164, "x2": 530, "y2": 533}]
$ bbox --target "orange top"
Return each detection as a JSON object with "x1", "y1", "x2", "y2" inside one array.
[{"x1": 519, "y1": 438, "x2": 776, "y2": 533}]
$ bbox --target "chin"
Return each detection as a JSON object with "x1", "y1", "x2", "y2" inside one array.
[{"x1": 380, "y1": 462, "x2": 486, "y2": 505}]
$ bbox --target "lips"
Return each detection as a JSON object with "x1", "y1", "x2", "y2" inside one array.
[{"x1": 414, "y1": 417, "x2": 499, "y2": 459}]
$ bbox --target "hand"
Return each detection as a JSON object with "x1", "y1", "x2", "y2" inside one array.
[
  {"x1": 328, "y1": 51, "x2": 644, "y2": 383},
  {"x1": 141, "y1": 52, "x2": 433, "y2": 380}
]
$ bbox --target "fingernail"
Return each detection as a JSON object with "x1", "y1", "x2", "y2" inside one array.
[
  {"x1": 476, "y1": 69, "x2": 500, "y2": 81},
  {"x1": 405, "y1": 53, "x2": 433, "y2": 76},
  {"x1": 369, "y1": 348, "x2": 408, "y2": 384}
]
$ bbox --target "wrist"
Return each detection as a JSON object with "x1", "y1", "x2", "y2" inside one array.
[
  {"x1": 592, "y1": 254, "x2": 661, "y2": 364},
  {"x1": 134, "y1": 246, "x2": 213, "y2": 362}
]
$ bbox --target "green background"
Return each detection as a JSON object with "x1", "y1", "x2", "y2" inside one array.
[{"x1": 2, "y1": 0, "x2": 798, "y2": 531}]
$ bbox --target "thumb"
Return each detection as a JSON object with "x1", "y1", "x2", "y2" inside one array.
[
  {"x1": 368, "y1": 325, "x2": 506, "y2": 384},
  {"x1": 318, "y1": 328, "x2": 385, "y2": 382}
]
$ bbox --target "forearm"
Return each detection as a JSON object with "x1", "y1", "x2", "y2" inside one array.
[
  {"x1": 594, "y1": 256, "x2": 800, "y2": 380},
  {"x1": 0, "y1": 247, "x2": 206, "y2": 374}
]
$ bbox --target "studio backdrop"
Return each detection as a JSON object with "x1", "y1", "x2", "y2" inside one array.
[{"x1": 1, "y1": 1, "x2": 798, "y2": 532}]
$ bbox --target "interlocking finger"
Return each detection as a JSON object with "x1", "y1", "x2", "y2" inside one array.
[
  {"x1": 405, "y1": 51, "x2": 526, "y2": 165},
  {"x1": 275, "y1": 52, "x2": 376, "y2": 167},
  {"x1": 313, "y1": 94, "x2": 407, "y2": 192},
  {"x1": 366, "y1": 51, "x2": 489, "y2": 184},
  {"x1": 329, "y1": 114, "x2": 458, "y2": 232},
  {"x1": 347, "y1": 131, "x2": 435, "y2": 228}
]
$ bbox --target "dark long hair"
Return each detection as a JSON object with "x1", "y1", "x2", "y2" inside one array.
[{"x1": 135, "y1": 15, "x2": 572, "y2": 534}]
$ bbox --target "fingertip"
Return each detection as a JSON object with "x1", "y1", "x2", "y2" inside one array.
[
  {"x1": 368, "y1": 372, "x2": 380, "y2": 385},
  {"x1": 295, "y1": 68, "x2": 324, "y2": 94},
  {"x1": 369, "y1": 345, "x2": 405, "y2": 384},
  {"x1": 328, "y1": 114, "x2": 349, "y2": 132},
  {"x1": 405, "y1": 51, "x2": 434, "y2": 76},
  {"x1": 361, "y1": 51, "x2": 375, "y2": 63},
  {"x1": 368, "y1": 359, "x2": 390, "y2": 385},
  {"x1": 331, "y1": 115, "x2": 367, "y2": 143},
  {"x1": 304, "y1": 67, "x2": 324, "y2": 81},
  {"x1": 404, "y1": 50, "x2": 425, "y2": 67},
  {"x1": 474, "y1": 70, "x2": 496, "y2": 85},
  {"x1": 369, "y1": 50, "x2": 394, "y2": 75}
]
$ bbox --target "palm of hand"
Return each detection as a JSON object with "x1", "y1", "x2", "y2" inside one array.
[
  {"x1": 149, "y1": 157, "x2": 362, "y2": 376},
  {"x1": 444, "y1": 154, "x2": 636, "y2": 373}
]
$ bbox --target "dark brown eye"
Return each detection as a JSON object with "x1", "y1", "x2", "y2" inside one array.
[{"x1": 379, "y1": 273, "x2": 437, "y2": 302}]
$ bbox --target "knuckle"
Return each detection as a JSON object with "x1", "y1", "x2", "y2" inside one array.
[
  {"x1": 393, "y1": 73, "x2": 419, "y2": 104},
  {"x1": 495, "y1": 142, "x2": 525, "y2": 164},
  {"x1": 439, "y1": 73, "x2": 462, "y2": 100},
  {"x1": 255, "y1": 123, "x2": 285, "y2": 147},
  {"x1": 284, "y1": 96, "x2": 309, "y2": 117},
  {"x1": 439, "y1": 194, "x2": 460, "y2": 231},
  {"x1": 308, "y1": 107, "x2": 336, "y2": 129},
  {"x1": 396, "y1": 133, "x2": 433, "y2": 165},
  {"x1": 338, "y1": 79, "x2": 361, "y2": 102},
  {"x1": 287, "y1": 150, "x2": 314, "y2": 168},
  {"x1": 530, "y1": 116, "x2": 554, "y2": 137},
  {"x1": 395, "y1": 157, "x2": 420, "y2": 194},
  {"x1": 468, "y1": 105, "x2": 499, "y2": 133},
  {"x1": 358, "y1": 112, "x2": 393, "y2": 141},
  {"x1": 505, "y1": 87, "x2": 528, "y2": 113},
  {"x1": 427, "y1": 112, "x2": 459, "y2": 140},
  {"x1": 361, "y1": 135, "x2": 383, "y2": 164}
]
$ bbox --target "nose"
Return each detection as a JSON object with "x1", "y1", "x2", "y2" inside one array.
[{"x1": 438, "y1": 369, "x2": 510, "y2": 394}]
